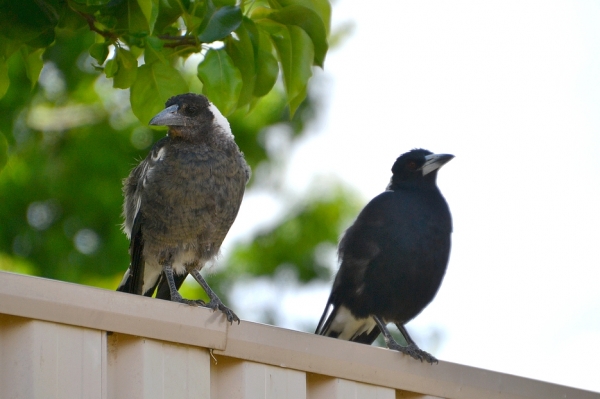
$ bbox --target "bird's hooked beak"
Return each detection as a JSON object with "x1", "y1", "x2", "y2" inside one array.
[
  {"x1": 421, "y1": 153, "x2": 454, "y2": 176},
  {"x1": 149, "y1": 104, "x2": 186, "y2": 126}
]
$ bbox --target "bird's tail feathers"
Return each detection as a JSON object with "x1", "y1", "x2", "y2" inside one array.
[{"x1": 316, "y1": 303, "x2": 379, "y2": 344}]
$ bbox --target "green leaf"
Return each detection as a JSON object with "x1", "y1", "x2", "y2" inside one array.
[
  {"x1": 268, "y1": 5, "x2": 327, "y2": 67},
  {"x1": 0, "y1": 0, "x2": 60, "y2": 47},
  {"x1": 154, "y1": 0, "x2": 185, "y2": 33},
  {"x1": 136, "y1": 0, "x2": 159, "y2": 34},
  {"x1": 143, "y1": 36, "x2": 167, "y2": 65},
  {"x1": 259, "y1": 21, "x2": 313, "y2": 116},
  {"x1": 89, "y1": 42, "x2": 110, "y2": 64},
  {"x1": 130, "y1": 62, "x2": 189, "y2": 124},
  {"x1": 287, "y1": 26, "x2": 313, "y2": 114},
  {"x1": 0, "y1": 59, "x2": 9, "y2": 100},
  {"x1": 225, "y1": 21, "x2": 255, "y2": 107},
  {"x1": 104, "y1": 58, "x2": 118, "y2": 77},
  {"x1": 21, "y1": 48, "x2": 45, "y2": 89},
  {"x1": 115, "y1": 0, "x2": 150, "y2": 35},
  {"x1": 197, "y1": 48, "x2": 242, "y2": 116},
  {"x1": 253, "y1": 27, "x2": 278, "y2": 97},
  {"x1": 113, "y1": 47, "x2": 138, "y2": 89},
  {"x1": 278, "y1": 0, "x2": 331, "y2": 35},
  {"x1": 241, "y1": 18, "x2": 277, "y2": 98},
  {"x1": 198, "y1": 6, "x2": 243, "y2": 43},
  {"x1": 0, "y1": 37, "x2": 21, "y2": 60},
  {"x1": 213, "y1": 0, "x2": 236, "y2": 6},
  {"x1": 57, "y1": 3, "x2": 90, "y2": 30},
  {"x1": 250, "y1": 6, "x2": 272, "y2": 20},
  {"x1": 0, "y1": 131, "x2": 7, "y2": 172}
]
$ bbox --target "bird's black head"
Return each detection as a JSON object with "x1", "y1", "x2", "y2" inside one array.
[
  {"x1": 388, "y1": 148, "x2": 454, "y2": 190},
  {"x1": 149, "y1": 93, "x2": 231, "y2": 139}
]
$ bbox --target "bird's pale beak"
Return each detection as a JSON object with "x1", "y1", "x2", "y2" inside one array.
[
  {"x1": 149, "y1": 105, "x2": 186, "y2": 126},
  {"x1": 421, "y1": 153, "x2": 454, "y2": 176}
]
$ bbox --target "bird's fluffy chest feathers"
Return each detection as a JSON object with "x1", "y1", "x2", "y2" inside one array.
[{"x1": 138, "y1": 138, "x2": 246, "y2": 247}]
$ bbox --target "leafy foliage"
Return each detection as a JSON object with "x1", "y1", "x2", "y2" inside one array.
[
  {"x1": 0, "y1": 0, "x2": 362, "y2": 325},
  {"x1": 0, "y1": 0, "x2": 331, "y2": 168}
]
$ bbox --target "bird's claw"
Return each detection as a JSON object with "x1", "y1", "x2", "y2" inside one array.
[
  {"x1": 171, "y1": 294, "x2": 239, "y2": 324},
  {"x1": 388, "y1": 342, "x2": 438, "y2": 364},
  {"x1": 175, "y1": 298, "x2": 206, "y2": 306},
  {"x1": 203, "y1": 299, "x2": 240, "y2": 325}
]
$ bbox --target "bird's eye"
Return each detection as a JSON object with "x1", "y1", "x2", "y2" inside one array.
[{"x1": 407, "y1": 161, "x2": 418, "y2": 170}]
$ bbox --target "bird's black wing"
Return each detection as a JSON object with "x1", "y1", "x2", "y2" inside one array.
[
  {"x1": 117, "y1": 137, "x2": 170, "y2": 295},
  {"x1": 315, "y1": 192, "x2": 394, "y2": 342},
  {"x1": 116, "y1": 212, "x2": 146, "y2": 294}
]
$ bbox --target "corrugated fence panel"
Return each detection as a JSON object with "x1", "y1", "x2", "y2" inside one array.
[
  {"x1": 211, "y1": 357, "x2": 306, "y2": 399},
  {"x1": 106, "y1": 333, "x2": 210, "y2": 399},
  {"x1": 0, "y1": 314, "x2": 103, "y2": 399},
  {"x1": 307, "y1": 373, "x2": 396, "y2": 399}
]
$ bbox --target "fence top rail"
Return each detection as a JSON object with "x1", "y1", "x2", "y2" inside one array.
[{"x1": 0, "y1": 271, "x2": 597, "y2": 399}]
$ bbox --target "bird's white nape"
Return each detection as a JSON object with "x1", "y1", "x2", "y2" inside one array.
[{"x1": 208, "y1": 102, "x2": 233, "y2": 137}]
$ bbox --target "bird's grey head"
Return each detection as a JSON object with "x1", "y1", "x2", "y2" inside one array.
[
  {"x1": 388, "y1": 148, "x2": 454, "y2": 189},
  {"x1": 149, "y1": 93, "x2": 232, "y2": 138}
]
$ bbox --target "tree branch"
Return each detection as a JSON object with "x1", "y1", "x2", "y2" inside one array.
[
  {"x1": 159, "y1": 35, "x2": 201, "y2": 48},
  {"x1": 75, "y1": 10, "x2": 118, "y2": 42}
]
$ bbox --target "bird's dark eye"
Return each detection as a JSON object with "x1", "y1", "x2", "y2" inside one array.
[
  {"x1": 407, "y1": 161, "x2": 418, "y2": 170},
  {"x1": 179, "y1": 103, "x2": 199, "y2": 116}
]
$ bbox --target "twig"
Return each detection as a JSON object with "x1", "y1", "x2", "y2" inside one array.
[
  {"x1": 159, "y1": 34, "x2": 201, "y2": 48},
  {"x1": 75, "y1": 10, "x2": 118, "y2": 42}
]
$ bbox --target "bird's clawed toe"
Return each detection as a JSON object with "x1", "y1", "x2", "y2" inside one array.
[
  {"x1": 221, "y1": 306, "x2": 240, "y2": 324},
  {"x1": 170, "y1": 295, "x2": 239, "y2": 323},
  {"x1": 197, "y1": 298, "x2": 240, "y2": 324},
  {"x1": 388, "y1": 342, "x2": 438, "y2": 364},
  {"x1": 171, "y1": 296, "x2": 205, "y2": 307},
  {"x1": 211, "y1": 301, "x2": 240, "y2": 324}
]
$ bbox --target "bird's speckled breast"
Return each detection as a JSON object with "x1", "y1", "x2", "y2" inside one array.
[{"x1": 140, "y1": 137, "x2": 248, "y2": 253}]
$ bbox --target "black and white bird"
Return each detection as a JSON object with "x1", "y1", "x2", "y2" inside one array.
[
  {"x1": 315, "y1": 149, "x2": 453, "y2": 363},
  {"x1": 117, "y1": 93, "x2": 250, "y2": 323}
]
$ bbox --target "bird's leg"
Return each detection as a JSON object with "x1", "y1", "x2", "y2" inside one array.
[
  {"x1": 162, "y1": 262, "x2": 201, "y2": 306},
  {"x1": 372, "y1": 316, "x2": 438, "y2": 364},
  {"x1": 395, "y1": 323, "x2": 438, "y2": 364},
  {"x1": 190, "y1": 269, "x2": 240, "y2": 324}
]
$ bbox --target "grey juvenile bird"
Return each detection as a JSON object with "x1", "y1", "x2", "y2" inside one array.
[
  {"x1": 315, "y1": 149, "x2": 453, "y2": 363},
  {"x1": 117, "y1": 93, "x2": 250, "y2": 323}
]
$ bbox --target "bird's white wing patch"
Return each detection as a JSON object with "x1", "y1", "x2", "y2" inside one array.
[
  {"x1": 209, "y1": 102, "x2": 233, "y2": 137},
  {"x1": 143, "y1": 146, "x2": 166, "y2": 187},
  {"x1": 151, "y1": 147, "x2": 166, "y2": 162}
]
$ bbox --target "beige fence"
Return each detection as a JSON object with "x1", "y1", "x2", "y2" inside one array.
[{"x1": 0, "y1": 271, "x2": 597, "y2": 399}]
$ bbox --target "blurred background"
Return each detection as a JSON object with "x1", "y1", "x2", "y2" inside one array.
[{"x1": 1, "y1": 0, "x2": 599, "y2": 393}]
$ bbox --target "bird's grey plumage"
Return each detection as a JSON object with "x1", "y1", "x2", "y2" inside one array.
[{"x1": 117, "y1": 93, "x2": 250, "y2": 323}]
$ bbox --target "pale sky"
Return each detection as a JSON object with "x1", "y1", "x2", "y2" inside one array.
[{"x1": 225, "y1": 0, "x2": 600, "y2": 393}]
